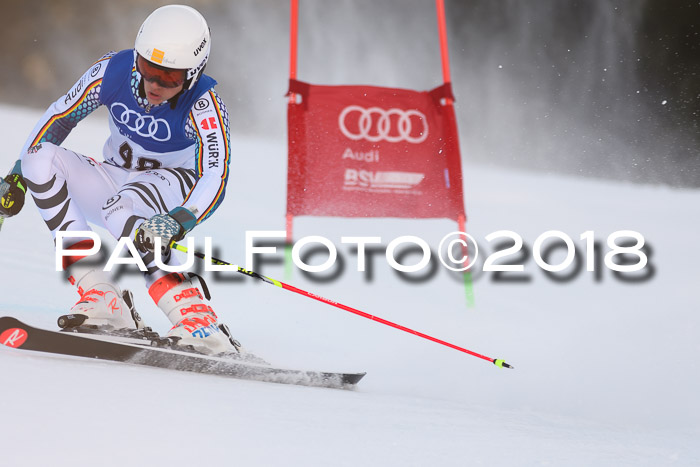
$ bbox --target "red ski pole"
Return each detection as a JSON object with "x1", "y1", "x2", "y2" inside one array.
[{"x1": 172, "y1": 242, "x2": 513, "y2": 369}]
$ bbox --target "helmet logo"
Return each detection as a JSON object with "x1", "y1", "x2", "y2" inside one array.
[
  {"x1": 151, "y1": 48, "x2": 165, "y2": 64},
  {"x1": 194, "y1": 38, "x2": 207, "y2": 56},
  {"x1": 187, "y1": 52, "x2": 208, "y2": 80}
]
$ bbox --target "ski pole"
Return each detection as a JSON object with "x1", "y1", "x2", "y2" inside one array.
[{"x1": 171, "y1": 242, "x2": 513, "y2": 369}]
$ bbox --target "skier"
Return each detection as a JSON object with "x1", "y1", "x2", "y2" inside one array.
[{"x1": 0, "y1": 5, "x2": 239, "y2": 354}]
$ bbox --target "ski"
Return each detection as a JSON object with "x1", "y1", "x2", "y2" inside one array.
[{"x1": 0, "y1": 316, "x2": 366, "y2": 389}]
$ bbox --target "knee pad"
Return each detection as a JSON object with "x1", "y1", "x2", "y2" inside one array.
[{"x1": 21, "y1": 142, "x2": 64, "y2": 187}]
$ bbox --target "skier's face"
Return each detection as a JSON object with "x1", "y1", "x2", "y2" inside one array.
[
  {"x1": 143, "y1": 79, "x2": 184, "y2": 105},
  {"x1": 137, "y1": 55, "x2": 186, "y2": 105}
]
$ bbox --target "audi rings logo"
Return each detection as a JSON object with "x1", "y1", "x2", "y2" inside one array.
[
  {"x1": 109, "y1": 102, "x2": 172, "y2": 142},
  {"x1": 338, "y1": 105, "x2": 429, "y2": 144}
]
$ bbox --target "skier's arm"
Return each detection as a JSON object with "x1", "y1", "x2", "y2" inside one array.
[
  {"x1": 19, "y1": 52, "x2": 113, "y2": 156},
  {"x1": 179, "y1": 88, "x2": 232, "y2": 226},
  {"x1": 133, "y1": 89, "x2": 231, "y2": 252},
  {"x1": 2, "y1": 53, "x2": 113, "y2": 218}
]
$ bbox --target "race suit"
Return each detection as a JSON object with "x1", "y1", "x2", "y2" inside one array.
[{"x1": 19, "y1": 49, "x2": 231, "y2": 283}]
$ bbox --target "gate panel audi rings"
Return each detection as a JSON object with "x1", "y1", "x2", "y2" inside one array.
[{"x1": 338, "y1": 105, "x2": 429, "y2": 144}]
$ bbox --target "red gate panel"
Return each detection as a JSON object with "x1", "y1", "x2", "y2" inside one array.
[{"x1": 286, "y1": 79, "x2": 466, "y2": 221}]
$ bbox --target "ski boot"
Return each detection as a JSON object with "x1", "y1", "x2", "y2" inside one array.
[
  {"x1": 149, "y1": 272, "x2": 241, "y2": 355},
  {"x1": 58, "y1": 269, "x2": 144, "y2": 331}
]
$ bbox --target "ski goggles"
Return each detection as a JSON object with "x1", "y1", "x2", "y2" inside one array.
[{"x1": 136, "y1": 55, "x2": 187, "y2": 89}]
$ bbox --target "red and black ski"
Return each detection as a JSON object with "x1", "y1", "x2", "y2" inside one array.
[{"x1": 0, "y1": 316, "x2": 365, "y2": 389}]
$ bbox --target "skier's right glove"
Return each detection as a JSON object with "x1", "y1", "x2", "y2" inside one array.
[
  {"x1": 134, "y1": 207, "x2": 197, "y2": 256},
  {"x1": 0, "y1": 162, "x2": 27, "y2": 217}
]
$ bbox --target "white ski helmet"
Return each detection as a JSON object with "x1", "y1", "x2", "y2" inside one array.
[{"x1": 135, "y1": 5, "x2": 211, "y2": 90}]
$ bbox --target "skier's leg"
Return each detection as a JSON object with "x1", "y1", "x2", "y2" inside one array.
[
  {"x1": 101, "y1": 168, "x2": 239, "y2": 353},
  {"x1": 21, "y1": 143, "x2": 137, "y2": 328},
  {"x1": 21, "y1": 143, "x2": 110, "y2": 240},
  {"x1": 99, "y1": 168, "x2": 197, "y2": 285}
]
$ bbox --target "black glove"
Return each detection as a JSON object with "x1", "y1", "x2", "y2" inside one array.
[
  {"x1": 0, "y1": 170, "x2": 27, "y2": 218},
  {"x1": 135, "y1": 207, "x2": 197, "y2": 255}
]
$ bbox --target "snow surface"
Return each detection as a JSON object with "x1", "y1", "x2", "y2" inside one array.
[{"x1": 1, "y1": 104, "x2": 699, "y2": 466}]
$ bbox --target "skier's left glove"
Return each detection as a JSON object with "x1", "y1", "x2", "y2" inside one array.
[
  {"x1": 134, "y1": 207, "x2": 197, "y2": 255},
  {"x1": 0, "y1": 161, "x2": 27, "y2": 218}
]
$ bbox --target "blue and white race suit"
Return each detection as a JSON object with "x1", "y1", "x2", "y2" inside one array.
[{"x1": 20, "y1": 49, "x2": 231, "y2": 282}]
